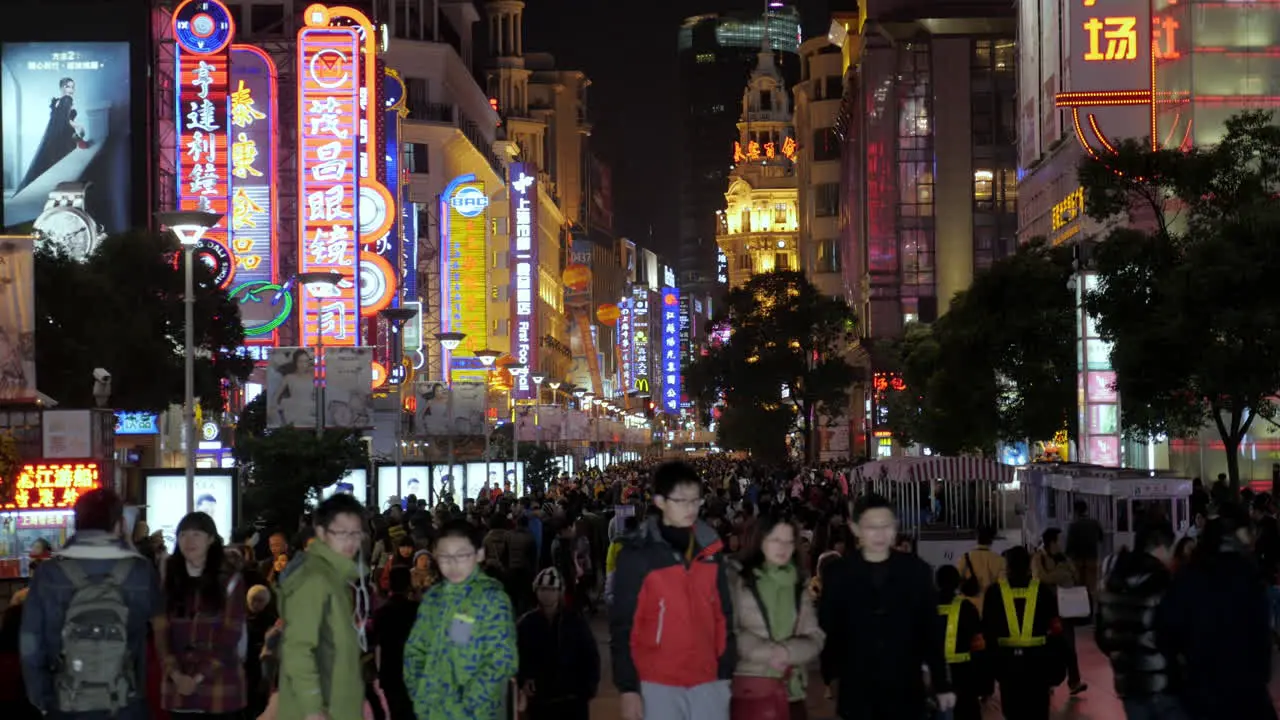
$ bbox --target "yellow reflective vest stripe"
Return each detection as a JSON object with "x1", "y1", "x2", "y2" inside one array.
[
  {"x1": 937, "y1": 598, "x2": 971, "y2": 663},
  {"x1": 997, "y1": 579, "x2": 1047, "y2": 648}
]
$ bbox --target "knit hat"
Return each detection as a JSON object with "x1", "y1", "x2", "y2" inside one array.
[{"x1": 533, "y1": 567, "x2": 563, "y2": 591}]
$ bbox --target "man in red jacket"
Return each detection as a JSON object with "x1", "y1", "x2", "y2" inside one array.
[{"x1": 609, "y1": 461, "x2": 735, "y2": 720}]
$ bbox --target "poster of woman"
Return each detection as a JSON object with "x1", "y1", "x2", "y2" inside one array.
[{"x1": 265, "y1": 347, "x2": 317, "y2": 428}]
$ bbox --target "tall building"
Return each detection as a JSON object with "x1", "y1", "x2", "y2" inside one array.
[
  {"x1": 677, "y1": 5, "x2": 802, "y2": 291},
  {"x1": 839, "y1": 0, "x2": 1016, "y2": 338},
  {"x1": 794, "y1": 35, "x2": 846, "y2": 299}
]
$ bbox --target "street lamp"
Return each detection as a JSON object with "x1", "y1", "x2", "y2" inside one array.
[
  {"x1": 548, "y1": 380, "x2": 562, "y2": 406},
  {"x1": 433, "y1": 331, "x2": 467, "y2": 472},
  {"x1": 381, "y1": 306, "x2": 419, "y2": 499},
  {"x1": 156, "y1": 210, "x2": 222, "y2": 513},
  {"x1": 475, "y1": 349, "x2": 503, "y2": 486},
  {"x1": 530, "y1": 374, "x2": 545, "y2": 449},
  {"x1": 506, "y1": 363, "x2": 526, "y2": 472}
]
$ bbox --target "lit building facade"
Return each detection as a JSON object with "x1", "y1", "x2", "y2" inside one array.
[
  {"x1": 678, "y1": 6, "x2": 802, "y2": 290},
  {"x1": 716, "y1": 48, "x2": 799, "y2": 290},
  {"x1": 794, "y1": 36, "x2": 846, "y2": 299},
  {"x1": 840, "y1": 1, "x2": 1016, "y2": 338}
]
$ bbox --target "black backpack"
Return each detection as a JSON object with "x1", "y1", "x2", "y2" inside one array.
[{"x1": 959, "y1": 553, "x2": 982, "y2": 598}]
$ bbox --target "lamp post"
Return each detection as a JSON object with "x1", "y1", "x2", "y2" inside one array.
[
  {"x1": 381, "y1": 306, "x2": 419, "y2": 502},
  {"x1": 475, "y1": 349, "x2": 503, "y2": 491},
  {"x1": 434, "y1": 332, "x2": 466, "y2": 476},
  {"x1": 548, "y1": 380, "x2": 561, "y2": 407},
  {"x1": 530, "y1": 373, "x2": 545, "y2": 449},
  {"x1": 295, "y1": 271, "x2": 345, "y2": 438},
  {"x1": 507, "y1": 363, "x2": 526, "y2": 473},
  {"x1": 156, "y1": 210, "x2": 222, "y2": 513},
  {"x1": 572, "y1": 388, "x2": 587, "y2": 471}
]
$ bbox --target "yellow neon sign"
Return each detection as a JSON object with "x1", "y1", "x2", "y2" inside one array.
[
  {"x1": 1051, "y1": 187, "x2": 1085, "y2": 232},
  {"x1": 733, "y1": 137, "x2": 798, "y2": 164},
  {"x1": 232, "y1": 132, "x2": 263, "y2": 178},
  {"x1": 1083, "y1": 17, "x2": 1138, "y2": 62},
  {"x1": 230, "y1": 80, "x2": 267, "y2": 128},
  {"x1": 231, "y1": 187, "x2": 263, "y2": 270}
]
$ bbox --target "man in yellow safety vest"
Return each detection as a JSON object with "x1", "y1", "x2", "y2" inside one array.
[
  {"x1": 981, "y1": 546, "x2": 1066, "y2": 720},
  {"x1": 934, "y1": 566, "x2": 991, "y2": 720}
]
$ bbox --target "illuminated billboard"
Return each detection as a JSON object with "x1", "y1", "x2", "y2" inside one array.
[
  {"x1": 4, "y1": 461, "x2": 102, "y2": 511},
  {"x1": 661, "y1": 287, "x2": 681, "y2": 415},
  {"x1": 297, "y1": 23, "x2": 361, "y2": 346},
  {"x1": 619, "y1": 297, "x2": 633, "y2": 395},
  {"x1": 2, "y1": 42, "x2": 133, "y2": 248},
  {"x1": 1055, "y1": 0, "x2": 1154, "y2": 158},
  {"x1": 173, "y1": 0, "x2": 236, "y2": 288},
  {"x1": 509, "y1": 161, "x2": 538, "y2": 400},
  {"x1": 632, "y1": 286, "x2": 650, "y2": 394},
  {"x1": 228, "y1": 44, "x2": 280, "y2": 342},
  {"x1": 440, "y1": 174, "x2": 488, "y2": 374},
  {"x1": 1078, "y1": 272, "x2": 1120, "y2": 466}
]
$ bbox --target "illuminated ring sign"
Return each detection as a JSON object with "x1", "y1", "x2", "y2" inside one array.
[
  {"x1": 229, "y1": 280, "x2": 294, "y2": 337},
  {"x1": 197, "y1": 238, "x2": 235, "y2": 288},
  {"x1": 450, "y1": 185, "x2": 489, "y2": 217},
  {"x1": 358, "y1": 180, "x2": 395, "y2": 242},
  {"x1": 173, "y1": 0, "x2": 235, "y2": 54},
  {"x1": 359, "y1": 251, "x2": 395, "y2": 317}
]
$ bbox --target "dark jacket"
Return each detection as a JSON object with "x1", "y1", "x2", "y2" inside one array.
[
  {"x1": 1157, "y1": 541, "x2": 1277, "y2": 720},
  {"x1": 506, "y1": 528, "x2": 537, "y2": 572},
  {"x1": 516, "y1": 608, "x2": 600, "y2": 705},
  {"x1": 981, "y1": 578, "x2": 1065, "y2": 688},
  {"x1": 19, "y1": 532, "x2": 162, "y2": 720},
  {"x1": 608, "y1": 517, "x2": 735, "y2": 692},
  {"x1": 1095, "y1": 550, "x2": 1175, "y2": 698},
  {"x1": 934, "y1": 596, "x2": 992, "y2": 699},
  {"x1": 818, "y1": 552, "x2": 950, "y2": 720}
]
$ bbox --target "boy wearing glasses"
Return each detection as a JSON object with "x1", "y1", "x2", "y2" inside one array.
[
  {"x1": 610, "y1": 461, "x2": 735, "y2": 720},
  {"x1": 278, "y1": 494, "x2": 368, "y2": 720},
  {"x1": 405, "y1": 519, "x2": 518, "y2": 720}
]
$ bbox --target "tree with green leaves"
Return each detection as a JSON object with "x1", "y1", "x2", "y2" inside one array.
[
  {"x1": 234, "y1": 394, "x2": 369, "y2": 529},
  {"x1": 35, "y1": 230, "x2": 253, "y2": 411},
  {"x1": 685, "y1": 270, "x2": 858, "y2": 463},
  {"x1": 882, "y1": 239, "x2": 1076, "y2": 455},
  {"x1": 1081, "y1": 110, "x2": 1280, "y2": 490}
]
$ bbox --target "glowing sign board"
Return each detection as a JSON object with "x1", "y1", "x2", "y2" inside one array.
[
  {"x1": 114, "y1": 411, "x2": 160, "y2": 435},
  {"x1": 717, "y1": 249, "x2": 728, "y2": 284},
  {"x1": 1078, "y1": 271, "x2": 1121, "y2": 466},
  {"x1": 509, "y1": 162, "x2": 538, "y2": 400},
  {"x1": 619, "y1": 297, "x2": 633, "y2": 396},
  {"x1": 632, "y1": 286, "x2": 650, "y2": 392},
  {"x1": 228, "y1": 45, "x2": 278, "y2": 342},
  {"x1": 733, "y1": 136, "x2": 797, "y2": 163},
  {"x1": 1055, "y1": 0, "x2": 1154, "y2": 158},
  {"x1": 4, "y1": 462, "x2": 102, "y2": 510},
  {"x1": 440, "y1": 175, "x2": 487, "y2": 373},
  {"x1": 661, "y1": 287, "x2": 681, "y2": 415},
  {"x1": 174, "y1": 0, "x2": 235, "y2": 289},
  {"x1": 297, "y1": 25, "x2": 361, "y2": 346}
]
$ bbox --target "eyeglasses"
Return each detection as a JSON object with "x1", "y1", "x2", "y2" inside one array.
[
  {"x1": 436, "y1": 552, "x2": 476, "y2": 565},
  {"x1": 663, "y1": 496, "x2": 704, "y2": 507}
]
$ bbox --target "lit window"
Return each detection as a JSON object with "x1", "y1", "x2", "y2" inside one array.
[
  {"x1": 974, "y1": 170, "x2": 994, "y2": 204},
  {"x1": 774, "y1": 204, "x2": 788, "y2": 223}
]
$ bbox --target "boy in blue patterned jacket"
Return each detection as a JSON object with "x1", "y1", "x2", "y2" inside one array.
[{"x1": 405, "y1": 519, "x2": 517, "y2": 720}]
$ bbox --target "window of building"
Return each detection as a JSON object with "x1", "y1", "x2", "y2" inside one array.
[
  {"x1": 775, "y1": 252, "x2": 790, "y2": 270},
  {"x1": 404, "y1": 142, "x2": 429, "y2": 174},
  {"x1": 993, "y1": 40, "x2": 1015, "y2": 73},
  {"x1": 815, "y1": 183, "x2": 840, "y2": 217},
  {"x1": 812, "y1": 127, "x2": 840, "y2": 162},
  {"x1": 999, "y1": 168, "x2": 1018, "y2": 214},
  {"x1": 974, "y1": 169, "x2": 994, "y2": 209},
  {"x1": 774, "y1": 203, "x2": 788, "y2": 224},
  {"x1": 823, "y1": 76, "x2": 842, "y2": 101},
  {"x1": 741, "y1": 209, "x2": 752, "y2": 233},
  {"x1": 817, "y1": 239, "x2": 842, "y2": 273},
  {"x1": 973, "y1": 39, "x2": 992, "y2": 69},
  {"x1": 405, "y1": 77, "x2": 430, "y2": 113},
  {"x1": 759, "y1": 90, "x2": 773, "y2": 111},
  {"x1": 737, "y1": 254, "x2": 753, "y2": 271}
]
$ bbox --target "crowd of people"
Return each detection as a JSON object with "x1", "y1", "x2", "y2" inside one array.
[{"x1": 0, "y1": 457, "x2": 1275, "y2": 720}]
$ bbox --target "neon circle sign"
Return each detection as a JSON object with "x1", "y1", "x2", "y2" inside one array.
[{"x1": 449, "y1": 185, "x2": 489, "y2": 217}]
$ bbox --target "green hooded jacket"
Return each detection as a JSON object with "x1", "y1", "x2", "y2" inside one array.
[
  {"x1": 404, "y1": 569, "x2": 517, "y2": 720},
  {"x1": 277, "y1": 541, "x2": 365, "y2": 720}
]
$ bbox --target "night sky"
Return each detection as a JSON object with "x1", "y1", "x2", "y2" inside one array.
[{"x1": 521, "y1": 0, "x2": 766, "y2": 259}]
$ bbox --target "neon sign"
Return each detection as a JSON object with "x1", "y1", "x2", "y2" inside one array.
[
  {"x1": 450, "y1": 186, "x2": 489, "y2": 217},
  {"x1": 733, "y1": 136, "x2": 797, "y2": 164},
  {"x1": 4, "y1": 462, "x2": 102, "y2": 510},
  {"x1": 440, "y1": 175, "x2": 488, "y2": 374},
  {"x1": 114, "y1": 412, "x2": 160, "y2": 435},
  {"x1": 229, "y1": 45, "x2": 278, "y2": 342},
  {"x1": 661, "y1": 287, "x2": 681, "y2": 415},
  {"x1": 619, "y1": 297, "x2": 633, "y2": 396},
  {"x1": 297, "y1": 21, "x2": 361, "y2": 346},
  {"x1": 717, "y1": 249, "x2": 728, "y2": 284},
  {"x1": 173, "y1": 0, "x2": 235, "y2": 289},
  {"x1": 1055, "y1": 0, "x2": 1154, "y2": 158},
  {"x1": 509, "y1": 161, "x2": 538, "y2": 400},
  {"x1": 632, "y1": 287, "x2": 650, "y2": 392}
]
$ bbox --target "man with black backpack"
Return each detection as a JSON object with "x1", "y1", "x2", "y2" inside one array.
[{"x1": 20, "y1": 488, "x2": 164, "y2": 720}]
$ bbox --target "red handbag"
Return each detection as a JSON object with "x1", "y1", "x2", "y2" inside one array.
[{"x1": 730, "y1": 675, "x2": 791, "y2": 720}]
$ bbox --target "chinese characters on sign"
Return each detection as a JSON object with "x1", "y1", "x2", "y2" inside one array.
[
  {"x1": 440, "y1": 175, "x2": 488, "y2": 372},
  {"x1": 632, "y1": 287, "x2": 650, "y2": 393},
  {"x1": 228, "y1": 45, "x2": 278, "y2": 341},
  {"x1": 1082, "y1": 16, "x2": 1138, "y2": 62},
  {"x1": 4, "y1": 462, "x2": 102, "y2": 510},
  {"x1": 619, "y1": 298, "x2": 633, "y2": 397},
  {"x1": 733, "y1": 137, "x2": 797, "y2": 164},
  {"x1": 717, "y1": 249, "x2": 728, "y2": 284},
  {"x1": 174, "y1": 1, "x2": 234, "y2": 288},
  {"x1": 661, "y1": 287, "x2": 681, "y2": 415},
  {"x1": 114, "y1": 411, "x2": 160, "y2": 435},
  {"x1": 509, "y1": 162, "x2": 539, "y2": 400},
  {"x1": 297, "y1": 27, "x2": 361, "y2": 346}
]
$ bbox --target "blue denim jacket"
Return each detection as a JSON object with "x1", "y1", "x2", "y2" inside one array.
[{"x1": 19, "y1": 531, "x2": 163, "y2": 720}]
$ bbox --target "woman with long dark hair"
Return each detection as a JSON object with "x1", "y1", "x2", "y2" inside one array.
[
  {"x1": 160, "y1": 512, "x2": 248, "y2": 718},
  {"x1": 728, "y1": 513, "x2": 825, "y2": 720}
]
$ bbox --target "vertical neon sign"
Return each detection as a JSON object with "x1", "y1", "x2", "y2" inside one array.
[
  {"x1": 619, "y1": 297, "x2": 633, "y2": 396},
  {"x1": 297, "y1": 17, "x2": 360, "y2": 346},
  {"x1": 661, "y1": 287, "x2": 681, "y2": 415},
  {"x1": 440, "y1": 175, "x2": 489, "y2": 379},
  {"x1": 228, "y1": 45, "x2": 278, "y2": 342},
  {"x1": 509, "y1": 161, "x2": 538, "y2": 400},
  {"x1": 632, "y1": 286, "x2": 650, "y2": 393},
  {"x1": 173, "y1": 0, "x2": 235, "y2": 288}
]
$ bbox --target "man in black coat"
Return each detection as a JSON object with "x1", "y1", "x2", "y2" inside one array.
[
  {"x1": 819, "y1": 493, "x2": 954, "y2": 719},
  {"x1": 517, "y1": 567, "x2": 600, "y2": 720}
]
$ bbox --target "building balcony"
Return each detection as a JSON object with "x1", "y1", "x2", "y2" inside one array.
[{"x1": 408, "y1": 102, "x2": 456, "y2": 125}]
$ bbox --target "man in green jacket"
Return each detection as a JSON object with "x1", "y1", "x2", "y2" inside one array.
[
  {"x1": 278, "y1": 494, "x2": 369, "y2": 720},
  {"x1": 406, "y1": 518, "x2": 517, "y2": 720}
]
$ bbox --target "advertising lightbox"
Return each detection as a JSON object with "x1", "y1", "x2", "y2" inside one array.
[
  {"x1": 660, "y1": 287, "x2": 681, "y2": 414},
  {"x1": 376, "y1": 464, "x2": 429, "y2": 510},
  {"x1": 440, "y1": 174, "x2": 488, "y2": 375},
  {"x1": 145, "y1": 472, "x2": 235, "y2": 547},
  {"x1": 319, "y1": 467, "x2": 367, "y2": 504}
]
